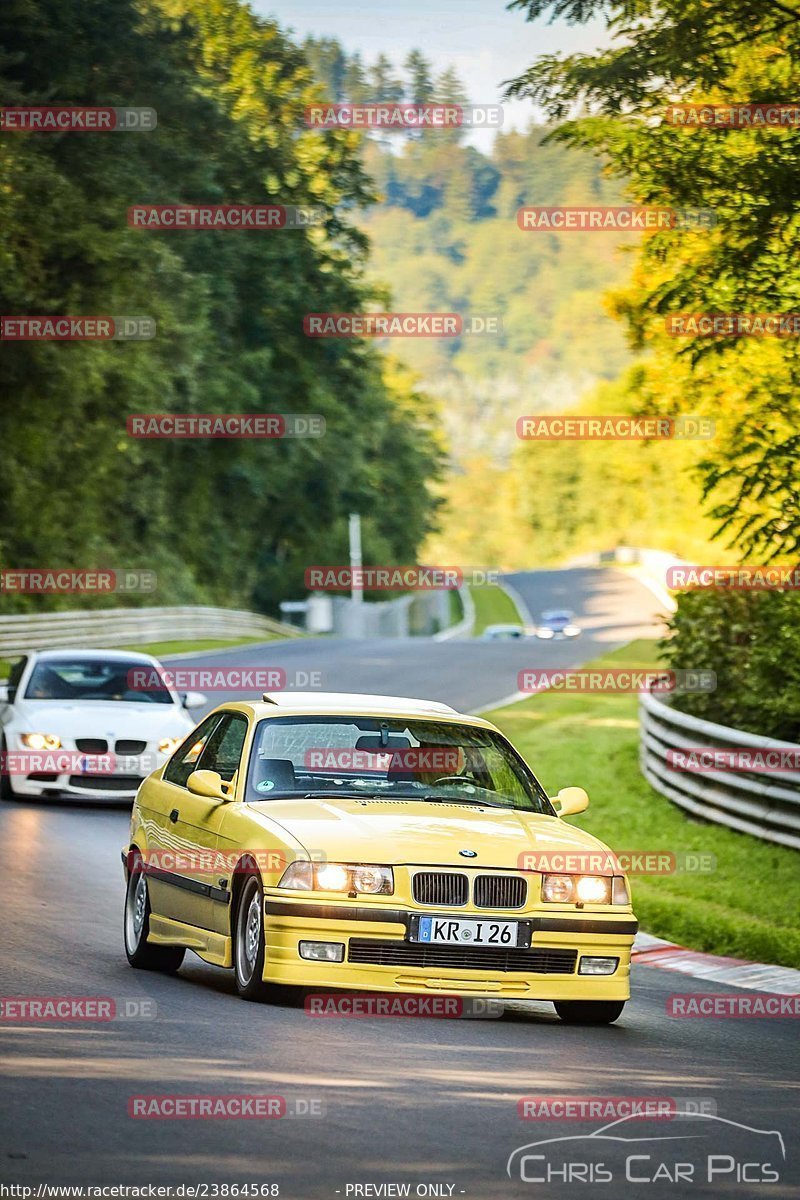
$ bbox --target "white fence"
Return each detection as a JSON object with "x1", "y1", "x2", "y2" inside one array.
[
  {"x1": 639, "y1": 689, "x2": 800, "y2": 851},
  {"x1": 0, "y1": 606, "x2": 304, "y2": 655}
]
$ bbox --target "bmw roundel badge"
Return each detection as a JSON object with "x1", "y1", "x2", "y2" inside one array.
[{"x1": 459, "y1": 849, "x2": 478, "y2": 858}]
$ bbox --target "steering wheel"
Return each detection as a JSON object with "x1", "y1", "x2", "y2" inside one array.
[{"x1": 433, "y1": 775, "x2": 481, "y2": 788}]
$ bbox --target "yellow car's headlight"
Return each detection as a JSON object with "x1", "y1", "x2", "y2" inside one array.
[
  {"x1": 20, "y1": 733, "x2": 61, "y2": 751},
  {"x1": 541, "y1": 874, "x2": 627, "y2": 905},
  {"x1": 279, "y1": 862, "x2": 394, "y2": 895}
]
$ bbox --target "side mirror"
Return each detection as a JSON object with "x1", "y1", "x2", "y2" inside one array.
[
  {"x1": 181, "y1": 691, "x2": 207, "y2": 710},
  {"x1": 186, "y1": 769, "x2": 227, "y2": 801},
  {"x1": 553, "y1": 786, "x2": 589, "y2": 817}
]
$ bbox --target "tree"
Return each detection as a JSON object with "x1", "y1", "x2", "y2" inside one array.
[
  {"x1": 405, "y1": 50, "x2": 435, "y2": 105},
  {"x1": 368, "y1": 54, "x2": 404, "y2": 104},
  {"x1": 505, "y1": 0, "x2": 800, "y2": 560}
]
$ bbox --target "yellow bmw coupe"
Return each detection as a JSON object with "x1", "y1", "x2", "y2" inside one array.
[{"x1": 123, "y1": 692, "x2": 637, "y2": 1023}]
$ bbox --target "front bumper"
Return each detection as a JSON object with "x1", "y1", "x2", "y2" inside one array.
[
  {"x1": 262, "y1": 897, "x2": 636, "y2": 1000},
  {"x1": 9, "y1": 771, "x2": 145, "y2": 800}
]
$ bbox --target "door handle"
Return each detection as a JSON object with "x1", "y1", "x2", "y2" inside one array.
[{"x1": 169, "y1": 808, "x2": 179, "y2": 824}]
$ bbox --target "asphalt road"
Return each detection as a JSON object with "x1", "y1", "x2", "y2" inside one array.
[
  {"x1": 165, "y1": 566, "x2": 668, "y2": 717},
  {"x1": 1, "y1": 570, "x2": 797, "y2": 1199}
]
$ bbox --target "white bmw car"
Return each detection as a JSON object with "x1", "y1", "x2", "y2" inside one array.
[{"x1": 0, "y1": 649, "x2": 205, "y2": 802}]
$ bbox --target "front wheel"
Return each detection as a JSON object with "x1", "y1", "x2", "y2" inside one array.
[
  {"x1": 554, "y1": 1000, "x2": 626, "y2": 1025},
  {"x1": 1, "y1": 737, "x2": 16, "y2": 800},
  {"x1": 124, "y1": 859, "x2": 185, "y2": 973},
  {"x1": 234, "y1": 874, "x2": 272, "y2": 1002}
]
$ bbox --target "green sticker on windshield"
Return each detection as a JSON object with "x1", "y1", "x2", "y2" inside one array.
[{"x1": 256, "y1": 779, "x2": 275, "y2": 793}]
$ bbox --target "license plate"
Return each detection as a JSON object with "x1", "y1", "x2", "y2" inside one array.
[{"x1": 412, "y1": 915, "x2": 528, "y2": 948}]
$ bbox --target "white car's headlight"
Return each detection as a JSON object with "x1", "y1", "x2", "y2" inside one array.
[
  {"x1": 542, "y1": 873, "x2": 626, "y2": 905},
  {"x1": 20, "y1": 733, "x2": 61, "y2": 751},
  {"x1": 158, "y1": 737, "x2": 183, "y2": 756},
  {"x1": 536, "y1": 628, "x2": 555, "y2": 639},
  {"x1": 279, "y1": 861, "x2": 394, "y2": 895}
]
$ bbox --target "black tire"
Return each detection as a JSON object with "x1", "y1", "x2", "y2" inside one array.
[
  {"x1": 554, "y1": 1000, "x2": 626, "y2": 1025},
  {"x1": 234, "y1": 874, "x2": 271, "y2": 1002},
  {"x1": 1, "y1": 737, "x2": 16, "y2": 800},
  {"x1": 124, "y1": 858, "x2": 185, "y2": 973}
]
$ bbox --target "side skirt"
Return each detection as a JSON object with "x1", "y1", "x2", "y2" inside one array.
[{"x1": 148, "y1": 914, "x2": 233, "y2": 968}]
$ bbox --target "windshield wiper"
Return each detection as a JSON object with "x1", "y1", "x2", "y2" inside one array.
[{"x1": 417, "y1": 794, "x2": 507, "y2": 809}]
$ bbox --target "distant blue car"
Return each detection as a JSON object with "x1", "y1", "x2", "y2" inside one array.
[{"x1": 535, "y1": 610, "x2": 581, "y2": 640}]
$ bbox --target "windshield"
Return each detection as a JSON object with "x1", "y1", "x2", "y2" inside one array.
[
  {"x1": 24, "y1": 659, "x2": 174, "y2": 704},
  {"x1": 245, "y1": 715, "x2": 553, "y2": 813}
]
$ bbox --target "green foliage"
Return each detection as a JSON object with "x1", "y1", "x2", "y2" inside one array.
[
  {"x1": 468, "y1": 582, "x2": 524, "y2": 636},
  {"x1": 0, "y1": 0, "x2": 442, "y2": 614},
  {"x1": 661, "y1": 589, "x2": 800, "y2": 741},
  {"x1": 506, "y1": 0, "x2": 800, "y2": 562}
]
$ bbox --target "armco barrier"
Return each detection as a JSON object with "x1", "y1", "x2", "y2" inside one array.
[
  {"x1": 0, "y1": 606, "x2": 304, "y2": 655},
  {"x1": 639, "y1": 688, "x2": 800, "y2": 850}
]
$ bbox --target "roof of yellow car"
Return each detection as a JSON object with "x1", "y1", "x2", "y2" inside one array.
[{"x1": 239, "y1": 691, "x2": 495, "y2": 728}]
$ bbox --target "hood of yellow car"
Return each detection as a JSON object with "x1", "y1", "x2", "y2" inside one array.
[{"x1": 247, "y1": 795, "x2": 614, "y2": 869}]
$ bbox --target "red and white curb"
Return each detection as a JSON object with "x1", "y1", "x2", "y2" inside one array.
[{"x1": 633, "y1": 931, "x2": 800, "y2": 995}]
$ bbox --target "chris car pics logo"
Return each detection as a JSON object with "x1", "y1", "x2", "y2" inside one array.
[{"x1": 507, "y1": 1112, "x2": 785, "y2": 1186}]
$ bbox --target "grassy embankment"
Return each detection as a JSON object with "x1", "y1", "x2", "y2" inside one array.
[{"x1": 484, "y1": 638, "x2": 800, "y2": 968}]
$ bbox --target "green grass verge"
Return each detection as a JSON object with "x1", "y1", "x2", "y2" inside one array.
[
  {"x1": 119, "y1": 636, "x2": 279, "y2": 656},
  {"x1": 483, "y1": 638, "x2": 800, "y2": 969},
  {"x1": 469, "y1": 582, "x2": 524, "y2": 636}
]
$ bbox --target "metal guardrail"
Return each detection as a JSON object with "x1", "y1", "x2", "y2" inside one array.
[
  {"x1": 639, "y1": 689, "x2": 800, "y2": 851},
  {"x1": 0, "y1": 606, "x2": 304, "y2": 655}
]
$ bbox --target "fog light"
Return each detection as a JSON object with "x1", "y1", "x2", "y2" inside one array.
[
  {"x1": 579, "y1": 956, "x2": 619, "y2": 975},
  {"x1": 299, "y1": 941, "x2": 344, "y2": 962}
]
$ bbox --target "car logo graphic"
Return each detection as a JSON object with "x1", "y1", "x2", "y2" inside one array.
[
  {"x1": 459, "y1": 849, "x2": 478, "y2": 858},
  {"x1": 506, "y1": 1112, "x2": 786, "y2": 1180}
]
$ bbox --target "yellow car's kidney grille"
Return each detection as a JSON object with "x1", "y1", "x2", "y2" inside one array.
[
  {"x1": 348, "y1": 939, "x2": 577, "y2": 974},
  {"x1": 474, "y1": 874, "x2": 527, "y2": 909},
  {"x1": 412, "y1": 872, "x2": 468, "y2": 906}
]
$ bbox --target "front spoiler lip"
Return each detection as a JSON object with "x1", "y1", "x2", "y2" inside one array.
[{"x1": 264, "y1": 898, "x2": 638, "y2": 936}]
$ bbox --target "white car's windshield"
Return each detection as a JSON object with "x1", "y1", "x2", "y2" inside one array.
[
  {"x1": 246, "y1": 716, "x2": 553, "y2": 813},
  {"x1": 24, "y1": 659, "x2": 174, "y2": 704}
]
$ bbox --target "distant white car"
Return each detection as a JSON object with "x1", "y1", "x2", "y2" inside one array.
[
  {"x1": 534, "y1": 610, "x2": 581, "y2": 640},
  {"x1": 480, "y1": 623, "x2": 527, "y2": 641},
  {"x1": 0, "y1": 649, "x2": 205, "y2": 802}
]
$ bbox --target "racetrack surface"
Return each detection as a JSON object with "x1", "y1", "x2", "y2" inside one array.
[{"x1": 1, "y1": 571, "x2": 796, "y2": 1198}]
